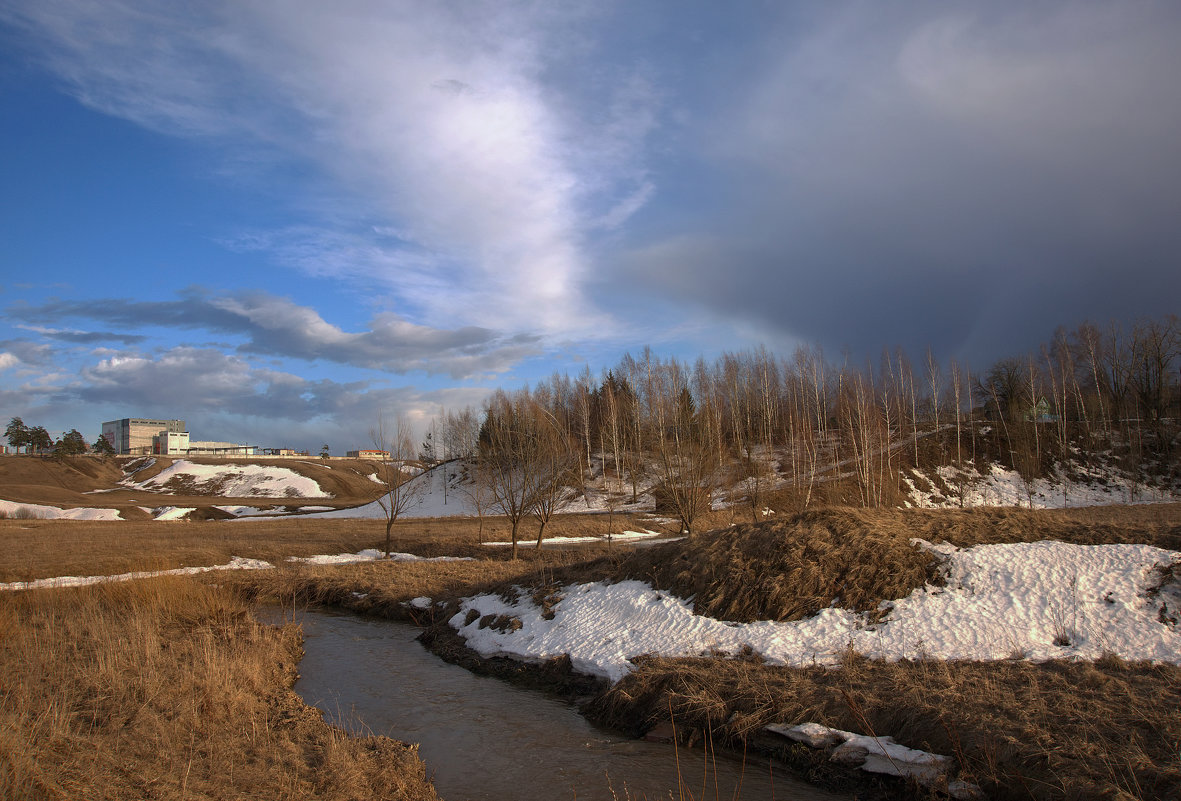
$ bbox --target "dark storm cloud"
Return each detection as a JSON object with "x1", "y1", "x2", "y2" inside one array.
[
  {"x1": 10, "y1": 289, "x2": 541, "y2": 378},
  {"x1": 624, "y1": 1, "x2": 1181, "y2": 365}
]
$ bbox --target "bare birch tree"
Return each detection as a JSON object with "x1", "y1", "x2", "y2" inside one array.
[{"x1": 371, "y1": 414, "x2": 423, "y2": 558}]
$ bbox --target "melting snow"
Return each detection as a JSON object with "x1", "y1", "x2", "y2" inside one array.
[
  {"x1": 287, "y1": 549, "x2": 474, "y2": 565},
  {"x1": 451, "y1": 541, "x2": 1181, "y2": 683},
  {"x1": 0, "y1": 499, "x2": 122, "y2": 521},
  {"x1": 123, "y1": 460, "x2": 330, "y2": 498},
  {"x1": 0, "y1": 556, "x2": 273, "y2": 591},
  {"x1": 482, "y1": 530, "x2": 664, "y2": 547}
]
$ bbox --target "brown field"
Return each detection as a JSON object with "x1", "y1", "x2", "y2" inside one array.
[{"x1": 0, "y1": 511, "x2": 654, "y2": 584}]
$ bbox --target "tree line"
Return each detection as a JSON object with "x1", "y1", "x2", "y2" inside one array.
[
  {"x1": 4, "y1": 418, "x2": 115, "y2": 457},
  {"x1": 409, "y1": 314, "x2": 1179, "y2": 553}
]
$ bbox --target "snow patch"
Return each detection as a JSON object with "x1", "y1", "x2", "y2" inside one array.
[
  {"x1": 152, "y1": 506, "x2": 195, "y2": 521},
  {"x1": 908, "y1": 462, "x2": 1178, "y2": 509},
  {"x1": 287, "y1": 549, "x2": 474, "y2": 565},
  {"x1": 0, "y1": 499, "x2": 122, "y2": 521},
  {"x1": 123, "y1": 460, "x2": 330, "y2": 498},
  {"x1": 0, "y1": 556, "x2": 273, "y2": 591},
  {"x1": 766, "y1": 722, "x2": 968, "y2": 791}
]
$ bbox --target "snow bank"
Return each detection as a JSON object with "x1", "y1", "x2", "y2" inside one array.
[
  {"x1": 0, "y1": 556, "x2": 273, "y2": 591},
  {"x1": 0, "y1": 499, "x2": 122, "y2": 521},
  {"x1": 451, "y1": 541, "x2": 1181, "y2": 683},
  {"x1": 124, "y1": 460, "x2": 330, "y2": 498}
]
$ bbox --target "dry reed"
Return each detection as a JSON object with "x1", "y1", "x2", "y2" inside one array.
[{"x1": 0, "y1": 577, "x2": 438, "y2": 800}]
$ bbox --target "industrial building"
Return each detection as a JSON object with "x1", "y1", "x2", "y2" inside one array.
[
  {"x1": 346, "y1": 449, "x2": 390, "y2": 459},
  {"x1": 100, "y1": 418, "x2": 256, "y2": 456}
]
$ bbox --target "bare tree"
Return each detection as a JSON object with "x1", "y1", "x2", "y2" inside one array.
[
  {"x1": 649, "y1": 359, "x2": 721, "y2": 535},
  {"x1": 461, "y1": 457, "x2": 493, "y2": 543},
  {"x1": 478, "y1": 391, "x2": 558, "y2": 559},
  {"x1": 530, "y1": 409, "x2": 577, "y2": 548},
  {"x1": 371, "y1": 414, "x2": 423, "y2": 558}
]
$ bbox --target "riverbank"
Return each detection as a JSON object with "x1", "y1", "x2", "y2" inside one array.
[{"x1": 0, "y1": 578, "x2": 439, "y2": 801}]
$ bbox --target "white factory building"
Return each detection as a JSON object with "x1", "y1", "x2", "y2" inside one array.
[{"x1": 101, "y1": 418, "x2": 256, "y2": 456}]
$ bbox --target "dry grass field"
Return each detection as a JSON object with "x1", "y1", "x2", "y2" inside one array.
[
  {"x1": 0, "y1": 578, "x2": 438, "y2": 801},
  {"x1": 0, "y1": 511, "x2": 652, "y2": 583}
]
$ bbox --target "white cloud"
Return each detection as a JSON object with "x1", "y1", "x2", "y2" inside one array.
[
  {"x1": 5, "y1": 0, "x2": 659, "y2": 338},
  {"x1": 0, "y1": 352, "x2": 17, "y2": 370},
  {"x1": 68, "y1": 345, "x2": 491, "y2": 448}
]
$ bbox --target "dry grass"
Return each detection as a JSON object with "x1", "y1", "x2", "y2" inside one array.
[
  {"x1": 618, "y1": 508, "x2": 937, "y2": 622},
  {"x1": 0, "y1": 577, "x2": 438, "y2": 800},
  {"x1": 0, "y1": 512, "x2": 650, "y2": 583},
  {"x1": 588, "y1": 654, "x2": 1181, "y2": 801},
  {"x1": 223, "y1": 544, "x2": 626, "y2": 624}
]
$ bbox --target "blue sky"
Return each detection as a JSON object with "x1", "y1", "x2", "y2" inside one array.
[{"x1": 2, "y1": 1, "x2": 1179, "y2": 452}]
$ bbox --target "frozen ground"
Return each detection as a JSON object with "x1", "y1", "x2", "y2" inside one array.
[
  {"x1": 451, "y1": 540, "x2": 1181, "y2": 683},
  {"x1": 123, "y1": 460, "x2": 330, "y2": 498}
]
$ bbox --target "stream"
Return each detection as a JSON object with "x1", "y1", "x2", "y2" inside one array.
[{"x1": 282, "y1": 607, "x2": 848, "y2": 801}]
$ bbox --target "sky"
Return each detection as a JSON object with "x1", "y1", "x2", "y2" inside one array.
[{"x1": 1, "y1": 1, "x2": 1179, "y2": 453}]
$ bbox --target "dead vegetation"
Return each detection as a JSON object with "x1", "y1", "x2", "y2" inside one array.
[
  {"x1": 0, "y1": 578, "x2": 438, "y2": 801},
  {"x1": 617, "y1": 508, "x2": 939, "y2": 622},
  {"x1": 0, "y1": 512, "x2": 650, "y2": 583},
  {"x1": 587, "y1": 653, "x2": 1181, "y2": 801}
]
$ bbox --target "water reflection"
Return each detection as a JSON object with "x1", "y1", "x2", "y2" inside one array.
[{"x1": 282, "y1": 608, "x2": 847, "y2": 801}]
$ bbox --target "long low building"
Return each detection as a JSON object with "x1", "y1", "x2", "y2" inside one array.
[{"x1": 101, "y1": 418, "x2": 255, "y2": 456}]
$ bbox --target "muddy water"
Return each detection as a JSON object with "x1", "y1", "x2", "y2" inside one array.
[{"x1": 286, "y1": 608, "x2": 846, "y2": 801}]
